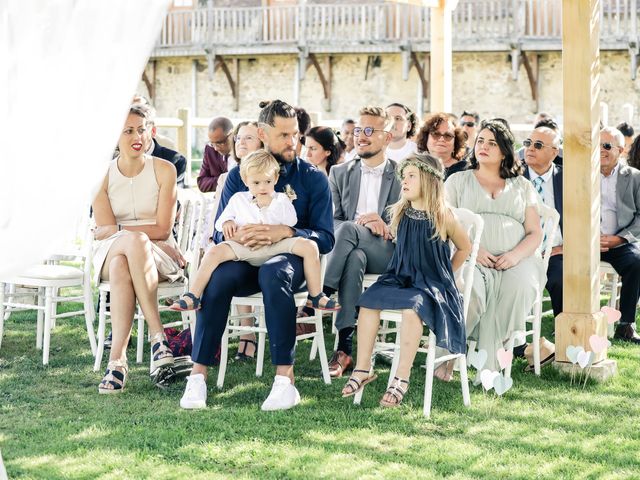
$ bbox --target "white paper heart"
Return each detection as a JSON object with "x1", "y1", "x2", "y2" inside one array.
[
  {"x1": 496, "y1": 348, "x2": 513, "y2": 370},
  {"x1": 480, "y1": 369, "x2": 499, "y2": 391},
  {"x1": 493, "y1": 373, "x2": 513, "y2": 396},
  {"x1": 577, "y1": 350, "x2": 594, "y2": 369},
  {"x1": 566, "y1": 345, "x2": 584, "y2": 364},
  {"x1": 601, "y1": 306, "x2": 621, "y2": 324},
  {"x1": 589, "y1": 334, "x2": 608, "y2": 354},
  {"x1": 468, "y1": 349, "x2": 488, "y2": 370}
]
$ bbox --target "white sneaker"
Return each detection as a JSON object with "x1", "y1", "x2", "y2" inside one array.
[
  {"x1": 180, "y1": 374, "x2": 207, "y2": 409},
  {"x1": 260, "y1": 375, "x2": 301, "y2": 411}
]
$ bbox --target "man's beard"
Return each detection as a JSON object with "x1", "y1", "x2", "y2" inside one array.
[
  {"x1": 358, "y1": 148, "x2": 382, "y2": 159},
  {"x1": 269, "y1": 148, "x2": 296, "y2": 164}
]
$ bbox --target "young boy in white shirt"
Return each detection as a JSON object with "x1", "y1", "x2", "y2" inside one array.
[{"x1": 171, "y1": 149, "x2": 340, "y2": 312}]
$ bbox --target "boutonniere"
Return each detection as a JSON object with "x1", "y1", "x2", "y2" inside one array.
[{"x1": 284, "y1": 184, "x2": 297, "y2": 201}]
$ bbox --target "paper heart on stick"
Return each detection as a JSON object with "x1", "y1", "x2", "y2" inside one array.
[
  {"x1": 566, "y1": 345, "x2": 583, "y2": 364},
  {"x1": 589, "y1": 334, "x2": 608, "y2": 354},
  {"x1": 493, "y1": 373, "x2": 513, "y2": 396},
  {"x1": 577, "y1": 350, "x2": 594, "y2": 369},
  {"x1": 480, "y1": 369, "x2": 499, "y2": 391},
  {"x1": 468, "y1": 349, "x2": 488, "y2": 371},
  {"x1": 496, "y1": 348, "x2": 513, "y2": 370},
  {"x1": 600, "y1": 306, "x2": 621, "y2": 324}
]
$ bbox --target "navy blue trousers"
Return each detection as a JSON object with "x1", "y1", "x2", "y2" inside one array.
[
  {"x1": 546, "y1": 243, "x2": 640, "y2": 324},
  {"x1": 192, "y1": 254, "x2": 305, "y2": 366}
]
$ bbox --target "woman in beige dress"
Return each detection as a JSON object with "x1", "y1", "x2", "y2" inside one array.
[
  {"x1": 445, "y1": 120, "x2": 543, "y2": 374},
  {"x1": 92, "y1": 104, "x2": 184, "y2": 393}
]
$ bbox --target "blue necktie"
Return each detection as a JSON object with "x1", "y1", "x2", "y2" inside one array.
[{"x1": 532, "y1": 176, "x2": 547, "y2": 247}]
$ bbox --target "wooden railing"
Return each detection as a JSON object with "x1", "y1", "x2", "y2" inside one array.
[{"x1": 155, "y1": 0, "x2": 639, "y2": 52}]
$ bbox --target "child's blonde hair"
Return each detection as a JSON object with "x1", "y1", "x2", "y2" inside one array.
[
  {"x1": 388, "y1": 152, "x2": 448, "y2": 240},
  {"x1": 239, "y1": 149, "x2": 280, "y2": 183}
]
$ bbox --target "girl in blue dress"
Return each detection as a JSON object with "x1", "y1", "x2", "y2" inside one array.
[{"x1": 341, "y1": 153, "x2": 472, "y2": 407}]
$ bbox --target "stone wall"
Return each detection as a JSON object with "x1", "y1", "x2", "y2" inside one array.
[{"x1": 140, "y1": 50, "x2": 639, "y2": 147}]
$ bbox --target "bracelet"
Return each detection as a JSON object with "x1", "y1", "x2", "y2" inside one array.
[{"x1": 117, "y1": 224, "x2": 122, "y2": 231}]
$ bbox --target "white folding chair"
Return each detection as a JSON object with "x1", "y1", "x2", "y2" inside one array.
[
  {"x1": 0, "y1": 219, "x2": 97, "y2": 365},
  {"x1": 504, "y1": 203, "x2": 560, "y2": 377},
  {"x1": 600, "y1": 261, "x2": 621, "y2": 338},
  {"x1": 353, "y1": 207, "x2": 483, "y2": 418},
  {"x1": 217, "y1": 257, "x2": 332, "y2": 388},
  {"x1": 93, "y1": 190, "x2": 206, "y2": 371}
]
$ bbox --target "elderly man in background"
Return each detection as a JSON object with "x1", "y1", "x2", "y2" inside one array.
[{"x1": 198, "y1": 117, "x2": 234, "y2": 192}]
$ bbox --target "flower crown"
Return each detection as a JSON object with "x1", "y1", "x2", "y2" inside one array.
[{"x1": 397, "y1": 157, "x2": 445, "y2": 181}]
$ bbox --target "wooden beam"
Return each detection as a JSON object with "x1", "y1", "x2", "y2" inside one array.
[
  {"x1": 520, "y1": 52, "x2": 540, "y2": 112},
  {"x1": 141, "y1": 60, "x2": 156, "y2": 101},
  {"x1": 305, "y1": 53, "x2": 332, "y2": 111},
  {"x1": 555, "y1": 0, "x2": 608, "y2": 364},
  {"x1": 429, "y1": 0, "x2": 452, "y2": 112},
  {"x1": 410, "y1": 51, "x2": 429, "y2": 99}
]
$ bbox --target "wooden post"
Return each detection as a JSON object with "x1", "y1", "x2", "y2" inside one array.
[
  {"x1": 176, "y1": 108, "x2": 192, "y2": 187},
  {"x1": 555, "y1": 0, "x2": 610, "y2": 368},
  {"x1": 429, "y1": 0, "x2": 452, "y2": 112}
]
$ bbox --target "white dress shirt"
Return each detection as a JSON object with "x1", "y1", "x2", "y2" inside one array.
[
  {"x1": 215, "y1": 191, "x2": 297, "y2": 232},
  {"x1": 386, "y1": 140, "x2": 417, "y2": 162},
  {"x1": 601, "y1": 163, "x2": 620, "y2": 235},
  {"x1": 344, "y1": 149, "x2": 358, "y2": 163},
  {"x1": 528, "y1": 166, "x2": 563, "y2": 247},
  {"x1": 355, "y1": 159, "x2": 387, "y2": 220}
]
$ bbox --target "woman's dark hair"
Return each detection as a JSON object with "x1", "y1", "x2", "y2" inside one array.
[
  {"x1": 628, "y1": 134, "x2": 640, "y2": 170},
  {"x1": 304, "y1": 126, "x2": 343, "y2": 175},
  {"x1": 416, "y1": 112, "x2": 466, "y2": 161},
  {"x1": 468, "y1": 119, "x2": 523, "y2": 179},
  {"x1": 231, "y1": 121, "x2": 263, "y2": 163},
  {"x1": 258, "y1": 99, "x2": 297, "y2": 127},
  {"x1": 386, "y1": 102, "x2": 418, "y2": 138}
]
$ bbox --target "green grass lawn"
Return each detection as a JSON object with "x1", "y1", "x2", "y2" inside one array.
[{"x1": 1, "y1": 302, "x2": 639, "y2": 479}]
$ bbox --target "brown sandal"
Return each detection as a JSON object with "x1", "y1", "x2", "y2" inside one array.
[
  {"x1": 379, "y1": 377, "x2": 409, "y2": 407},
  {"x1": 341, "y1": 369, "x2": 377, "y2": 397}
]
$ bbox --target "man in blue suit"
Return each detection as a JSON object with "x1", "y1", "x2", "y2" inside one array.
[{"x1": 179, "y1": 100, "x2": 334, "y2": 411}]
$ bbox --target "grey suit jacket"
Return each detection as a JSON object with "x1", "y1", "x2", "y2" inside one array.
[
  {"x1": 615, "y1": 164, "x2": 640, "y2": 243},
  {"x1": 329, "y1": 157, "x2": 401, "y2": 228}
]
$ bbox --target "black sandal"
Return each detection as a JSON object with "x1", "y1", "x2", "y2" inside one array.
[
  {"x1": 98, "y1": 360, "x2": 128, "y2": 394},
  {"x1": 235, "y1": 338, "x2": 257, "y2": 361},
  {"x1": 169, "y1": 292, "x2": 201, "y2": 311},
  {"x1": 380, "y1": 377, "x2": 409, "y2": 407},
  {"x1": 306, "y1": 292, "x2": 341, "y2": 311},
  {"x1": 341, "y1": 369, "x2": 378, "y2": 397},
  {"x1": 150, "y1": 333, "x2": 174, "y2": 371}
]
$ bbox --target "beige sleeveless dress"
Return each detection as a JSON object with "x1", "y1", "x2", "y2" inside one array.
[{"x1": 92, "y1": 156, "x2": 183, "y2": 283}]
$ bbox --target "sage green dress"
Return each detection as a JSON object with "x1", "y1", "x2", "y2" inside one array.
[{"x1": 445, "y1": 171, "x2": 544, "y2": 372}]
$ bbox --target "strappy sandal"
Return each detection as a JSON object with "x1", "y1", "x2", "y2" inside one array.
[
  {"x1": 379, "y1": 377, "x2": 409, "y2": 408},
  {"x1": 341, "y1": 369, "x2": 378, "y2": 397},
  {"x1": 306, "y1": 292, "x2": 341, "y2": 311},
  {"x1": 235, "y1": 338, "x2": 257, "y2": 361},
  {"x1": 150, "y1": 332, "x2": 174, "y2": 371},
  {"x1": 98, "y1": 359, "x2": 128, "y2": 394},
  {"x1": 169, "y1": 292, "x2": 201, "y2": 311}
]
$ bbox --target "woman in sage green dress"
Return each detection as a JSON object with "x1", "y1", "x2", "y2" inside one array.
[{"x1": 445, "y1": 120, "x2": 543, "y2": 374}]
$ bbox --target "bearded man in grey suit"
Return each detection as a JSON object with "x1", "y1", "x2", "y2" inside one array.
[{"x1": 323, "y1": 106, "x2": 402, "y2": 377}]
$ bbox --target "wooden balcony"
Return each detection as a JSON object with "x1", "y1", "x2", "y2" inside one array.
[{"x1": 152, "y1": 0, "x2": 639, "y2": 57}]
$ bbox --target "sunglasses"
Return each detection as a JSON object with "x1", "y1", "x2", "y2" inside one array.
[
  {"x1": 523, "y1": 139, "x2": 556, "y2": 150},
  {"x1": 601, "y1": 142, "x2": 614, "y2": 151},
  {"x1": 354, "y1": 127, "x2": 387, "y2": 137},
  {"x1": 461, "y1": 121, "x2": 476, "y2": 128},
  {"x1": 430, "y1": 131, "x2": 455, "y2": 141}
]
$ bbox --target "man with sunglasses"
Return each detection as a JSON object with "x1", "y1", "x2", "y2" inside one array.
[
  {"x1": 323, "y1": 106, "x2": 401, "y2": 377},
  {"x1": 460, "y1": 110, "x2": 479, "y2": 150},
  {"x1": 197, "y1": 116, "x2": 234, "y2": 192}
]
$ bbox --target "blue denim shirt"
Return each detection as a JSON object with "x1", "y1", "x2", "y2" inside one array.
[{"x1": 213, "y1": 158, "x2": 335, "y2": 254}]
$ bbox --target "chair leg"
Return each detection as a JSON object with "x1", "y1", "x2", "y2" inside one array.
[
  {"x1": 36, "y1": 287, "x2": 44, "y2": 350},
  {"x1": 423, "y1": 332, "x2": 437, "y2": 418},
  {"x1": 83, "y1": 280, "x2": 97, "y2": 356},
  {"x1": 255, "y1": 315, "x2": 266, "y2": 378},
  {"x1": 533, "y1": 307, "x2": 542, "y2": 376},
  {"x1": 458, "y1": 353, "x2": 471, "y2": 408},
  {"x1": 332, "y1": 311, "x2": 339, "y2": 352},
  {"x1": 309, "y1": 336, "x2": 318, "y2": 361},
  {"x1": 353, "y1": 361, "x2": 375, "y2": 406},
  {"x1": 387, "y1": 329, "x2": 402, "y2": 389},
  {"x1": 93, "y1": 290, "x2": 108, "y2": 372},
  {"x1": 0, "y1": 283, "x2": 5, "y2": 349},
  {"x1": 50, "y1": 287, "x2": 58, "y2": 329},
  {"x1": 42, "y1": 287, "x2": 54, "y2": 365},
  {"x1": 216, "y1": 327, "x2": 229, "y2": 389},
  {"x1": 312, "y1": 311, "x2": 331, "y2": 385},
  {"x1": 3, "y1": 283, "x2": 15, "y2": 321},
  {"x1": 136, "y1": 305, "x2": 144, "y2": 364}
]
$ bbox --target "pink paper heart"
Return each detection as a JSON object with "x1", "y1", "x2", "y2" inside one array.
[
  {"x1": 589, "y1": 334, "x2": 608, "y2": 354},
  {"x1": 601, "y1": 306, "x2": 621, "y2": 324},
  {"x1": 496, "y1": 348, "x2": 513, "y2": 370}
]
